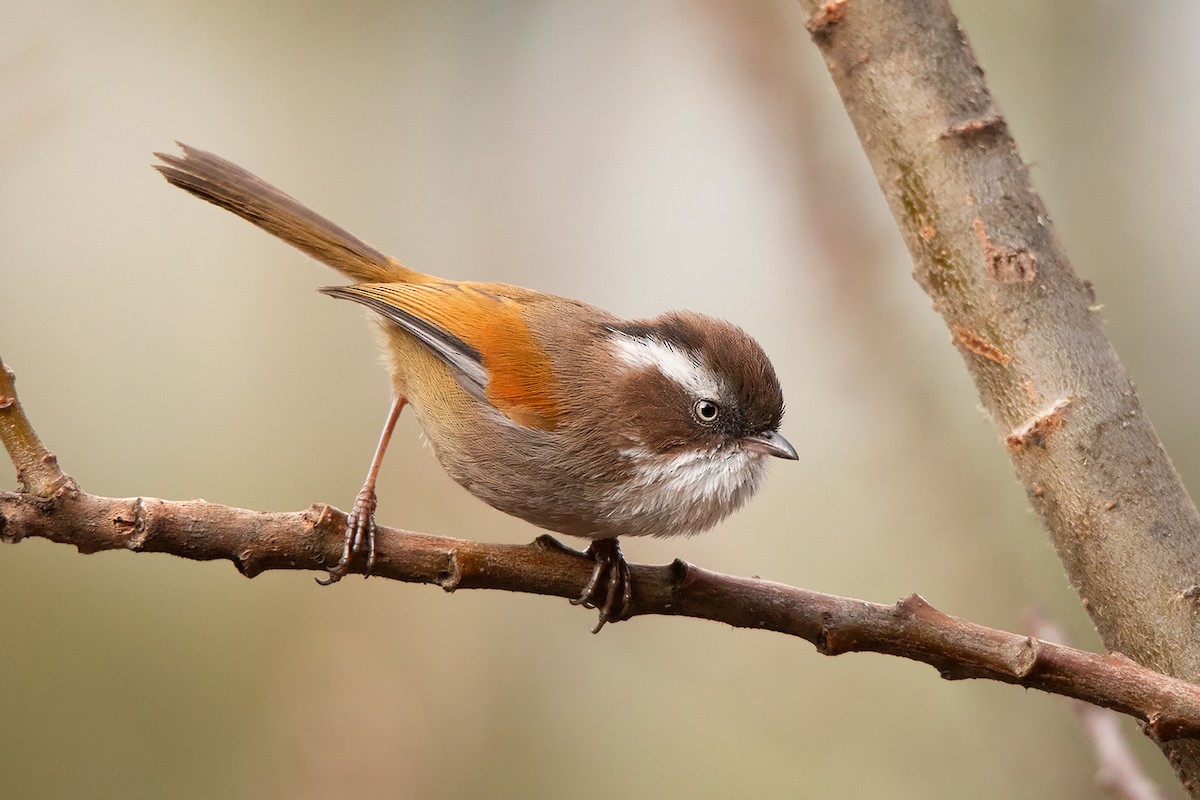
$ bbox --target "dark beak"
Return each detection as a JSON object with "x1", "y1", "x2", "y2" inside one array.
[{"x1": 741, "y1": 430, "x2": 798, "y2": 460}]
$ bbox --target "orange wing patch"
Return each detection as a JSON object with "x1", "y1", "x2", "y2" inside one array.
[{"x1": 325, "y1": 282, "x2": 560, "y2": 430}]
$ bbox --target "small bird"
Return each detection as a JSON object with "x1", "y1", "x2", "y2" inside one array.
[{"x1": 154, "y1": 144, "x2": 797, "y2": 630}]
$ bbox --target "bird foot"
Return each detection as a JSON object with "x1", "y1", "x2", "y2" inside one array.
[
  {"x1": 570, "y1": 537, "x2": 632, "y2": 633},
  {"x1": 317, "y1": 485, "x2": 378, "y2": 585}
]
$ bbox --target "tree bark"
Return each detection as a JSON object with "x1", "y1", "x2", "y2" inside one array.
[{"x1": 800, "y1": 0, "x2": 1200, "y2": 791}]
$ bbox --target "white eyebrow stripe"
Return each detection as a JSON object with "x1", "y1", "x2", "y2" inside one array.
[{"x1": 608, "y1": 331, "x2": 721, "y2": 398}]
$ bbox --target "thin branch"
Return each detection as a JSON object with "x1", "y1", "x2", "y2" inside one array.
[
  {"x1": 798, "y1": 0, "x2": 1200, "y2": 792},
  {"x1": 0, "y1": 358, "x2": 73, "y2": 497},
  {"x1": 4, "y1": 357, "x2": 1200, "y2": 743},
  {"x1": 1029, "y1": 612, "x2": 1173, "y2": 800}
]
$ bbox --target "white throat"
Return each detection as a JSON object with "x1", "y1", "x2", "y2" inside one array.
[{"x1": 612, "y1": 443, "x2": 769, "y2": 537}]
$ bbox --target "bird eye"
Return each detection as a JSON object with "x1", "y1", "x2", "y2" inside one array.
[{"x1": 693, "y1": 399, "x2": 720, "y2": 423}]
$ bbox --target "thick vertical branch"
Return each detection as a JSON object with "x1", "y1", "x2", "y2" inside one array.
[{"x1": 799, "y1": 0, "x2": 1200, "y2": 792}]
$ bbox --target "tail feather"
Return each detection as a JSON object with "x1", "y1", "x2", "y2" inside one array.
[{"x1": 154, "y1": 143, "x2": 415, "y2": 284}]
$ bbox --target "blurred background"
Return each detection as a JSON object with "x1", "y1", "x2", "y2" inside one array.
[{"x1": 0, "y1": 1, "x2": 1193, "y2": 797}]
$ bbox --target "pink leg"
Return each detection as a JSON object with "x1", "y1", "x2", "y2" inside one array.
[{"x1": 317, "y1": 394, "x2": 407, "y2": 585}]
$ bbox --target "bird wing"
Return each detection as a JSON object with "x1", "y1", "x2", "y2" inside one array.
[{"x1": 320, "y1": 282, "x2": 561, "y2": 430}]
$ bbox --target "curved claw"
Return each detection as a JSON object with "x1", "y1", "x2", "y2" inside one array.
[
  {"x1": 570, "y1": 537, "x2": 632, "y2": 632},
  {"x1": 316, "y1": 487, "x2": 377, "y2": 585}
]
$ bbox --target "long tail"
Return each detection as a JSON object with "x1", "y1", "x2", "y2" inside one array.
[{"x1": 154, "y1": 143, "x2": 416, "y2": 284}]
